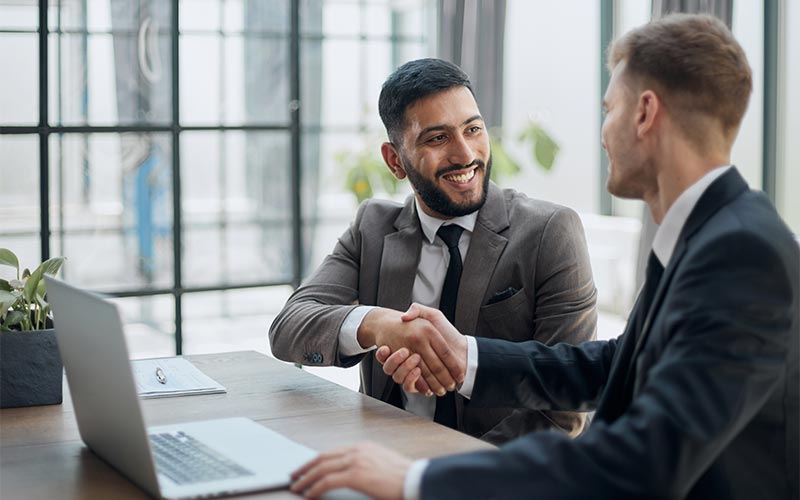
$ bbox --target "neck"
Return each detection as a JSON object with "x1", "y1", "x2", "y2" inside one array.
[{"x1": 643, "y1": 140, "x2": 729, "y2": 224}]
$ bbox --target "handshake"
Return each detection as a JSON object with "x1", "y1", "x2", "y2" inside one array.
[{"x1": 361, "y1": 303, "x2": 469, "y2": 397}]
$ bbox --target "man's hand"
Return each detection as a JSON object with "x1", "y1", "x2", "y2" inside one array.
[
  {"x1": 290, "y1": 442, "x2": 410, "y2": 499},
  {"x1": 376, "y1": 303, "x2": 468, "y2": 396},
  {"x1": 358, "y1": 307, "x2": 464, "y2": 396}
]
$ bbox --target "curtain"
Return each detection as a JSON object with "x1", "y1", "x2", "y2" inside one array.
[{"x1": 438, "y1": 0, "x2": 507, "y2": 130}]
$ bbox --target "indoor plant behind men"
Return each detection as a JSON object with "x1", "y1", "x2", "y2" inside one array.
[{"x1": 269, "y1": 58, "x2": 597, "y2": 444}]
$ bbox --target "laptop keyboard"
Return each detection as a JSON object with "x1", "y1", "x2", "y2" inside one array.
[{"x1": 149, "y1": 431, "x2": 254, "y2": 485}]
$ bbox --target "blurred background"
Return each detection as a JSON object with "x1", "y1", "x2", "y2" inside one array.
[{"x1": 1, "y1": 0, "x2": 798, "y2": 390}]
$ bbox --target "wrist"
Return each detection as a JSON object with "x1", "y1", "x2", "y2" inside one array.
[{"x1": 357, "y1": 307, "x2": 390, "y2": 348}]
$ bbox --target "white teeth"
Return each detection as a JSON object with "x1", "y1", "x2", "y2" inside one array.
[{"x1": 444, "y1": 169, "x2": 476, "y2": 184}]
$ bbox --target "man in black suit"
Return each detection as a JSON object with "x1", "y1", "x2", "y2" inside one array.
[{"x1": 290, "y1": 13, "x2": 799, "y2": 500}]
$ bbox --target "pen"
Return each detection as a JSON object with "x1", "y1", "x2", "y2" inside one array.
[{"x1": 155, "y1": 367, "x2": 167, "y2": 384}]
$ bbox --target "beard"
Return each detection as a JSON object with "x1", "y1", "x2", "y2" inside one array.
[{"x1": 401, "y1": 154, "x2": 492, "y2": 218}]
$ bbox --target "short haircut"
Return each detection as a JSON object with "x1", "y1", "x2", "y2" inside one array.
[
  {"x1": 608, "y1": 13, "x2": 752, "y2": 143},
  {"x1": 378, "y1": 58, "x2": 474, "y2": 145}
]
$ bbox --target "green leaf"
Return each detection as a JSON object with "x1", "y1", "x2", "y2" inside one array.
[
  {"x1": 3, "y1": 309, "x2": 26, "y2": 329},
  {"x1": 0, "y1": 278, "x2": 12, "y2": 292},
  {"x1": 489, "y1": 138, "x2": 521, "y2": 183},
  {"x1": 0, "y1": 248, "x2": 19, "y2": 272},
  {"x1": 23, "y1": 257, "x2": 64, "y2": 303},
  {"x1": 0, "y1": 290, "x2": 18, "y2": 319},
  {"x1": 533, "y1": 128, "x2": 559, "y2": 171}
]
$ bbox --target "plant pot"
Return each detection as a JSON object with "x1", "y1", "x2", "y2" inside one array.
[{"x1": 0, "y1": 329, "x2": 63, "y2": 408}]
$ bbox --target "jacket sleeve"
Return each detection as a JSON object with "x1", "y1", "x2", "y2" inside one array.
[
  {"x1": 422, "y1": 230, "x2": 795, "y2": 499},
  {"x1": 268, "y1": 200, "x2": 371, "y2": 368}
]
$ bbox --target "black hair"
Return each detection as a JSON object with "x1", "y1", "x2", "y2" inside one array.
[{"x1": 378, "y1": 58, "x2": 474, "y2": 145}]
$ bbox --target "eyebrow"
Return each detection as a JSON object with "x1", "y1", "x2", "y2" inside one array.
[{"x1": 415, "y1": 114, "x2": 484, "y2": 144}]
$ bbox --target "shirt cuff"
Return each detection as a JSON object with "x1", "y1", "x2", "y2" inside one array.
[
  {"x1": 403, "y1": 459, "x2": 430, "y2": 500},
  {"x1": 338, "y1": 306, "x2": 377, "y2": 356},
  {"x1": 457, "y1": 336, "x2": 478, "y2": 399}
]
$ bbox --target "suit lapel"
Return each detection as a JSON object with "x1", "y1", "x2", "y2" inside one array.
[
  {"x1": 454, "y1": 184, "x2": 509, "y2": 424},
  {"x1": 456, "y1": 183, "x2": 509, "y2": 334},
  {"x1": 375, "y1": 196, "x2": 423, "y2": 400}
]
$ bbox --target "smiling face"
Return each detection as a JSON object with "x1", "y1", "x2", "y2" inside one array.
[
  {"x1": 601, "y1": 63, "x2": 652, "y2": 200},
  {"x1": 384, "y1": 86, "x2": 491, "y2": 219}
]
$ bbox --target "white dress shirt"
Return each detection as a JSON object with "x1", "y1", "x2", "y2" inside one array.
[
  {"x1": 338, "y1": 197, "x2": 478, "y2": 417},
  {"x1": 404, "y1": 165, "x2": 732, "y2": 499}
]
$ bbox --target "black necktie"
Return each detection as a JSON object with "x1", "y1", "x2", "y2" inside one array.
[
  {"x1": 433, "y1": 224, "x2": 464, "y2": 428},
  {"x1": 636, "y1": 251, "x2": 664, "y2": 331}
]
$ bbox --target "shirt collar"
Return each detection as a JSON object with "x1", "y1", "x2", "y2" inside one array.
[
  {"x1": 414, "y1": 197, "x2": 479, "y2": 244},
  {"x1": 652, "y1": 165, "x2": 731, "y2": 266}
]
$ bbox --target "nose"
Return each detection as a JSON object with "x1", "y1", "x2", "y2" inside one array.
[{"x1": 447, "y1": 133, "x2": 476, "y2": 167}]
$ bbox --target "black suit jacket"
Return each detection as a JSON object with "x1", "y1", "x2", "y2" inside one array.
[{"x1": 422, "y1": 168, "x2": 799, "y2": 499}]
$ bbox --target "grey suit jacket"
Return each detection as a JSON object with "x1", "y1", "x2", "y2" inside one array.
[{"x1": 269, "y1": 183, "x2": 597, "y2": 444}]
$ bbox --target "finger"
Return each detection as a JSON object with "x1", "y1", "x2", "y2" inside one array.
[
  {"x1": 427, "y1": 328, "x2": 466, "y2": 383},
  {"x1": 391, "y1": 353, "x2": 420, "y2": 385},
  {"x1": 291, "y1": 453, "x2": 331, "y2": 481},
  {"x1": 403, "y1": 302, "x2": 439, "y2": 321},
  {"x1": 414, "y1": 334, "x2": 457, "y2": 393},
  {"x1": 381, "y1": 348, "x2": 410, "y2": 376},
  {"x1": 400, "y1": 302, "x2": 422, "y2": 322},
  {"x1": 291, "y1": 453, "x2": 348, "y2": 492},
  {"x1": 375, "y1": 345, "x2": 392, "y2": 364},
  {"x1": 402, "y1": 367, "x2": 422, "y2": 393},
  {"x1": 417, "y1": 358, "x2": 449, "y2": 396},
  {"x1": 303, "y1": 471, "x2": 352, "y2": 499},
  {"x1": 413, "y1": 375, "x2": 432, "y2": 396}
]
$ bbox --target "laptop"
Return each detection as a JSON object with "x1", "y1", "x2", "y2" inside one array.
[{"x1": 45, "y1": 277, "x2": 318, "y2": 499}]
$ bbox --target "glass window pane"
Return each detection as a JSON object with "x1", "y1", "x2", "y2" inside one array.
[
  {"x1": 111, "y1": 295, "x2": 176, "y2": 358},
  {"x1": 181, "y1": 286, "x2": 293, "y2": 355},
  {"x1": 502, "y1": 0, "x2": 600, "y2": 214},
  {"x1": 780, "y1": 1, "x2": 800, "y2": 234},
  {"x1": 391, "y1": 0, "x2": 433, "y2": 39},
  {"x1": 49, "y1": 1, "x2": 173, "y2": 126},
  {"x1": 49, "y1": 133, "x2": 174, "y2": 291},
  {"x1": 179, "y1": 34, "x2": 221, "y2": 124},
  {"x1": 239, "y1": 36, "x2": 290, "y2": 125},
  {"x1": 319, "y1": 39, "x2": 361, "y2": 127},
  {"x1": 321, "y1": 1, "x2": 360, "y2": 36},
  {"x1": 0, "y1": 34, "x2": 38, "y2": 125},
  {"x1": 181, "y1": 131, "x2": 293, "y2": 287},
  {"x1": 179, "y1": 0, "x2": 221, "y2": 32},
  {"x1": 243, "y1": 0, "x2": 290, "y2": 34},
  {"x1": 1, "y1": 3, "x2": 38, "y2": 30},
  {"x1": 731, "y1": 1, "x2": 764, "y2": 190},
  {"x1": 0, "y1": 135, "x2": 40, "y2": 266},
  {"x1": 299, "y1": 0, "x2": 323, "y2": 34}
]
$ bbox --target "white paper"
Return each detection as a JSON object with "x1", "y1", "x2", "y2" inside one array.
[{"x1": 131, "y1": 357, "x2": 226, "y2": 399}]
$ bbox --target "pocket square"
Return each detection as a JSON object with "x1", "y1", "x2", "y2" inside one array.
[{"x1": 486, "y1": 286, "x2": 519, "y2": 305}]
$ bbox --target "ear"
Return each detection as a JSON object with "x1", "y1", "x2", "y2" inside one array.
[
  {"x1": 635, "y1": 90, "x2": 660, "y2": 139},
  {"x1": 381, "y1": 142, "x2": 407, "y2": 180}
]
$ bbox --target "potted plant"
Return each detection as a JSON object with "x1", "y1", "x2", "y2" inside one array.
[{"x1": 0, "y1": 248, "x2": 66, "y2": 408}]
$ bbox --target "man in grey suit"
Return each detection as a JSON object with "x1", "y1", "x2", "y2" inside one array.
[
  {"x1": 290, "y1": 15, "x2": 799, "y2": 500},
  {"x1": 269, "y1": 58, "x2": 597, "y2": 444}
]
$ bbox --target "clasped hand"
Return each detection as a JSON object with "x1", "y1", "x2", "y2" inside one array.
[{"x1": 375, "y1": 303, "x2": 468, "y2": 396}]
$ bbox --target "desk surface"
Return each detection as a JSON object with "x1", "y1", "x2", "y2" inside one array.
[{"x1": 0, "y1": 351, "x2": 493, "y2": 499}]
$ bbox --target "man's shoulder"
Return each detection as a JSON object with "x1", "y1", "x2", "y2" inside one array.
[
  {"x1": 498, "y1": 187, "x2": 579, "y2": 221},
  {"x1": 353, "y1": 196, "x2": 411, "y2": 230}
]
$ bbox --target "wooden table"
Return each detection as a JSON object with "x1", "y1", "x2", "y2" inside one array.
[{"x1": 0, "y1": 351, "x2": 494, "y2": 498}]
